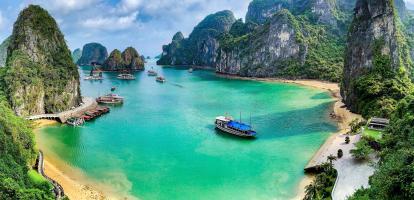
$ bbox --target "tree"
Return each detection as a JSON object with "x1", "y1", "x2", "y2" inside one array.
[
  {"x1": 350, "y1": 139, "x2": 373, "y2": 160},
  {"x1": 327, "y1": 154, "x2": 337, "y2": 165}
]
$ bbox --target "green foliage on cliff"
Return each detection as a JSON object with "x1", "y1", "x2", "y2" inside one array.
[
  {"x1": 349, "y1": 95, "x2": 414, "y2": 199},
  {"x1": 0, "y1": 37, "x2": 10, "y2": 67},
  {"x1": 4, "y1": 5, "x2": 81, "y2": 115},
  {"x1": 103, "y1": 47, "x2": 144, "y2": 71},
  {"x1": 0, "y1": 89, "x2": 54, "y2": 199}
]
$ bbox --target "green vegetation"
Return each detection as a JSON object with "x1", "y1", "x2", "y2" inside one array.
[
  {"x1": 304, "y1": 162, "x2": 338, "y2": 200},
  {"x1": 0, "y1": 37, "x2": 10, "y2": 67},
  {"x1": 350, "y1": 139, "x2": 374, "y2": 160},
  {"x1": 362, "y1": 128, "x2": 382, "y2": 141},
  {"x1": 0, "y1": 88, "x2": 54, "y2": 199}
]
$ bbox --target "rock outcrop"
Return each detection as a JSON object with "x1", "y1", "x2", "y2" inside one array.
[
  {"x1": 77, "y1": 43, "x2": 108, "y2": 65},
  {"x1": 103, "y1": 47, "x2": 144, "y2": 71},
  {"x1": 4, "y1": 5, "x2": 81, "y2": 116},
  {"x1": 0, "y1": 37, "x2": 10, "y2": 67},
  {"x1": 71, "y1": 48, "x2": 82, "y2": 64},
  {"x1": 157, "y1": 10, "x2": 236, "y2": 66},
  {"x1": 341, "y1": 0, "x2": 413, "y2": 116}
]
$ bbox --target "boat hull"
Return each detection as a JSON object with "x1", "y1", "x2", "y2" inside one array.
[{"x1": 215, "y1": 124, "x2": 255, "y2": 138}]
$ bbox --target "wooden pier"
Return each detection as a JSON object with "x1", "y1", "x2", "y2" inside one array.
[{"x1": 26, "y1": 97, "x2": 97, "y2": 123}]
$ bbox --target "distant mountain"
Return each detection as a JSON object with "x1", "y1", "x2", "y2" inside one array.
[
  {"x1": 103, "y1": 47, "x2": 145, "y2": 71},
  {"x1": 3, "y1": 5, "x2": 81, "y2": 116},
  {"x1": 157, "y1": 10, "x2": 236, "y2": 67},
  {"x1": 0, "y1": 37, "x2": 10, "y2": 67},
  {"x1": 77, "y1": 43, "x2": 108, "y2": 66},
  {"x1": 72, "y1": 48, "x2": 82, "y2": 64}
]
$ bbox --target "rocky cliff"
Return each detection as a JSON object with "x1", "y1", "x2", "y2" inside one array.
[
  {"x1": 341, "y1": 0, "x2": 413, "y2": 117},
  {"x1": 0, "y1": 37, "x2": 10, "y2": 67},
  {"x1": 157, "y1": 10, "x2": 236, "y2": 66},
  {"x1": 77, "y1": 43, "x2": 108, "y2": 65},
  {"x1": 103, "y1": 47, "x2": 144, "y2": 71},
  {"x1": 72, "y1": 48, "x2": 82, "y2": 64},
  {"x1": 3, "y1": 5, "x2": 81, "y2": 116}
]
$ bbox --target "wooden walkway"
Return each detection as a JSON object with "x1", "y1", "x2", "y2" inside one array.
[
  {"x1": 27, "y1": 97, "x2": 97, "y2": 123},
  {"x1": 36, "y1": 151, "x2": 65, "y2": 199}
]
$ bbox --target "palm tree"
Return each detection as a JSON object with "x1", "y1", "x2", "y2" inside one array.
[
  {"x1": 304, "y1": 183, "x2": 319, "y2": 200},
  {"x1": 327, "y1": 154, "x2": 337, "y2": 165}
]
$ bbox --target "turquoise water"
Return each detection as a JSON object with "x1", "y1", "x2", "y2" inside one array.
[{"x1": 37, "y1": 61, "x2": 337, "y2": 200}]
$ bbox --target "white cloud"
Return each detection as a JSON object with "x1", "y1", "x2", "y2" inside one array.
[
  {"x1": 0, "y1": 11, "x2": 3, "y2": 28},
  {"x1": 34, "y1": 0, "x2": 101, "y2": 13},
  {"x1": 81, "y1": 11, "x2": 139, "y2": 31},
  {"x1": 116, "y1": 0, "x2": 143, "y2": 13}
]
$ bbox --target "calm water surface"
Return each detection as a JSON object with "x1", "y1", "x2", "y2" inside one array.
[{"x1": 37, "y1": 60, "x2": 337, "y2": 200}]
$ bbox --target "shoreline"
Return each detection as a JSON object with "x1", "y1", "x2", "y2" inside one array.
[
  {"x1": 216, "y1": 75, "x2": 361, "y2": 199},
  {"x1": 32, "y1": 76, "x2": 359, "y2": 200},
  {"x1": 33, "y1": 120, "x2": 110, "y2": 200}
]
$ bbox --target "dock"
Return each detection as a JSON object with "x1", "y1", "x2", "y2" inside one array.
[{"x1": 26, "y1": 97, "x2": 98, "y2": 123}]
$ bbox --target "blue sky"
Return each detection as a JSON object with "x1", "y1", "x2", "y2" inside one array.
[
  {"x1": 0, "y1": 0, "x2": 412, "y2": 56},
  {"x1": 0, "y1": 0, "x2": 251, "y2": 56}
]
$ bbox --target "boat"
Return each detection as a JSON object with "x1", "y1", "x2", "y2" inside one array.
[
  {"x1": 188, "y1": 68, "x2": 193, "y2": 73},
  {"x1": 215, "y1": 116, "x2": 257, "y2": 138},
  {"x1": 84, "y1": 68, "x2": 103, "y2": 80},
  {"x1": 111, "y1": 87, "x2": 116, "y2": 91},
  {"x1": 96, "y1": 94, "x2": 124, "y2": 104},
  {"x1": 147, "y1": 68, "x2": 158, "y2": 76},
  {"x1": 156, "y1": 76, "x2": 166, "y2": 83},
  {"x1": 117, "y1": 74, "x2": 135, "y2": 80},
  {"x1": 66, "y1": 117, "x2": 84, "y2": 126}
]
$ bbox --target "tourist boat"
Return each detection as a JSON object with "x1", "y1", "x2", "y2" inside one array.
[
  {"x1": 96, "y1": 94, "x2": 124, "y2": 104},
  {"x1": 117, "y1": 74, "x2": 135, "y2": 80},
  {"x1": 84, "y1": 69, "x2": 103, "y2": 80},
  {"x1": 156, "y1": 76, "x2": 166, "y2": 83},
  {"x1": 111, "y1": 87, "x2": 116, "y2": 91},
  {"x1": 147, "y1": 68, "x2": 158, "y2": 76},
  {"x1": 215, "y1": 116, "x2": 257, "y2": 138},
  {"x1": 188, "y1": 68, "x2": 193, "y2": 73},
  {"x1": 66, "y1": 117, "x2": 84, "y2": 126}
]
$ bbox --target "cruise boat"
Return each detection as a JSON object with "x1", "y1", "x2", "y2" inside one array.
[
  {"x1": 156, "y1": 76, "x2": 166, "y2": 83},
  {"x1": 96, "y1": 94, "x2": 124, "y2": 104},
  {"x1": 215, "y1": 116, "x2": 257, "y2": 138},
  {"x1": 117, "y1": 74, "x2": 135, "y2": 80},
  {"x1": 147, "y1": 68, "x2": 158, "y2": 76},
  {"x1": 66, "y1": 117, "x2": 84, "y2": 126}
]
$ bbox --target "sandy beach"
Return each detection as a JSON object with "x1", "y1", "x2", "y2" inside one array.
[{"x1": 33, "y1": 120, "x2": 110, "y2": 200}]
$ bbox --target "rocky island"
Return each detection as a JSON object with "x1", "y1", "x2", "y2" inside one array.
[
  {"x1": 77, "y1": 42, "x2": 108, "y2": 66},
  {"x1": 104, "y1": 47, "x2": 145, "y2": 71}
]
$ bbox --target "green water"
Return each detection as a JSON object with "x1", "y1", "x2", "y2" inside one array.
[{"x1": 37, "y1": 61, "x2": 337, "y2": 200}]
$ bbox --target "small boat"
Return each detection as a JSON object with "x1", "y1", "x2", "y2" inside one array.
[
  {"x1": 66, "y1": 117, "x2": 84, "y2": 126},
  {"x1": 147, "y1": 68, "x2": 158, "y2": 76},
  {"x1": 111, "y1": 87, "x2": 116, "y2": 91},
  {"x1": 85, "y1": 68, "x2": 103, "y2": 80},
  {"x1": 156, "y1": 76, "x2": 166, "y2": 83},
  {"x1": 96, "y1": 94, "x2": 124, "y2": 104},
  {"x1": 188, "y1": 68, "x2": 193, "y2": 73},
  {"x1": 117, "y1": 74, "x2": 135, "y2": 80},
  {"x1": 215, "y1": 116, "x2": 257, "y2": 138}
]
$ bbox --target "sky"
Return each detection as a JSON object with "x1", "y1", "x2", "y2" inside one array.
[
  {"x1": 0, "y1": 0, "x2": 413, "y2": 56},
  {"x1": 0, "y1": 0, "x2": 251, "y2": 56}
]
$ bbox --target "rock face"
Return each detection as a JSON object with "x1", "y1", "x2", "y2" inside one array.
[
  {"x1": 217, "y1": 10, "x2": 306, "y2": 77},
  {"x1": 341, "y1": 0, "x2": 413, "y2": 115},
  {"x1": 77, "y1": 43, "x2": 108, "y2": 65},
  {"x1": 0, "y1": 37, "x2": 10, "y2": 67},
  {"x1": 71, "y1": 48, "x2": 82, "y2": 64},
  {"x1": 4, "y1": 5, "x2": 81, "y2": 116},
  {"x1": 103, "y1": 47, "x2": 144, "y2": 71},
  {"x1": 157, "y1": 10, "x2": 236, "y2": 66}
]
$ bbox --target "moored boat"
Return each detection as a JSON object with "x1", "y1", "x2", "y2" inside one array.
[
  {"x1": 188, "y1": 68, "x2": 193, "y2": 73},
  {"x1": 215, "y1": 116, "x2": 256, "y2": 138},
  {"x1": 96, "y1": 94, "x2": 124, "y2": 104},
  {"x1": 156, "y1": 76, "x2": 166, "y2": 83},
  {"x1": 147, "y1": 68, "x2": 158, "y2": 76},
  {"x1": 66, "y1": 117, "x2": 84, "y2": 126},
  {"x1": 117, "y1": 74, "x2": 135, "y2": 80},
  {"x1": 111, "y1": 87, "x2": 116, "y2": 91}
]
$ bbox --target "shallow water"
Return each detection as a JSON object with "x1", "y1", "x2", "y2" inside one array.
[{"x1": 37, "y1": 61, "x2": 337, "y2": 200}]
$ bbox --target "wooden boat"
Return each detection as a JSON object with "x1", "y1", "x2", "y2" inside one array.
[
  {"x1": 96, "y1": 94, "x2": 124, "y2": 104},
  {"x1": 156, "y1": 76, "x2": 166, "y2": 83},
  {"x1": 147, "y1": 68, "x2": 158, "y2": 76},
  {"x1": 66, "y1": 117, "x2": 84, "y2": 126},
  {"x1": 215, "y1": 115, "x2": 256, "y2": 138}
]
